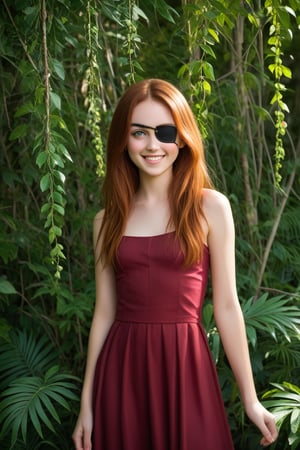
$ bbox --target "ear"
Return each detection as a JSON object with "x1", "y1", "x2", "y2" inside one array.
[{"x1": 177, "y1": 139, "x2": 186, "y2": 149}]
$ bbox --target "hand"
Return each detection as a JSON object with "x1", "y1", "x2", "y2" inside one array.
[
  {"x1": 72, "y1": 409, "x2": 93, "y2": 450},
  {"x1": 245, "y1": 400, "x2": 278, "y2": 447}
]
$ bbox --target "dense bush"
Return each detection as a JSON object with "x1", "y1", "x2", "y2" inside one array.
[{"x1": 0, "y1": 1, "x2": 299, "y2": 448}]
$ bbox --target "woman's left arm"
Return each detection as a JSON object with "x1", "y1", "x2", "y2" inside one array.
[{"x1": 203, "y1": 189, "x2": 278, "y2": 447}]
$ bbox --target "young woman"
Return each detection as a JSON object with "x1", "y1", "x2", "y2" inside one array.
[{"x1": 72, "y1": 79, "x2": 278, "y2": 450}]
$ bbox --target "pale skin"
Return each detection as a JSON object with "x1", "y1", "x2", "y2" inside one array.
[{"x1": 72, "y1": 98, "x2": 278, "y2": 450}]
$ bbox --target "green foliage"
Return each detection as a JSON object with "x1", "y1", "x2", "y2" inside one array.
[
  {"x1": 1, "y1": 0, "x2": 300, "y2": 449},
  {"x1": 0, "y1": 369, "x2": 78, "y2": 448},
  {"x1": 265, "y1": 1, "x2": 295, "y2": 187},
  {"x1": 242, "y1": 294, "x2": 300, "y2": 347},
  {"x1": 179, "y1": 0, "x2": 223, "y2": 138},
  {"x1": 0, "y1": 331, "x2": 58, "y2": 390},
  {"x1": 263, "y1": 382, "x2": 300, "y2": 449},
  {"x1": 0, "y1": 278, "x2": 16, "y2": 295},
  {"x1": 0, "y1": 330, "x2": 79, "y2": 449},
  {"x1": 203, "y1": 292, "x2": 300, "y2": 449}
]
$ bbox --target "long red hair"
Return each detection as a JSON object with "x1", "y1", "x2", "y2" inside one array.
[{"x1": 99, "y1": 79, "x2": 213, "y2": 266}]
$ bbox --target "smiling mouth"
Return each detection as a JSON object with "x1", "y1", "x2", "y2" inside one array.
[{"x1": 143, "y1": 155, "x2": 165, "y2": 161}]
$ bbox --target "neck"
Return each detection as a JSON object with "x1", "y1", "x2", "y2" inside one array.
[{"x1": 136, "y1": 172, "x2": 172, "y2": 203}]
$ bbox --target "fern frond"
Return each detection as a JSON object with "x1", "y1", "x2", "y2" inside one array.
[
  {"x1": 0, "y1": 330, "x2": 58, "y2": 390},
  {"x1": 0, "y1": 366, "x2": 79, "y2": 447},
  {"x1": 242, "y1": 294, "x2": 300, "y2": 345}
]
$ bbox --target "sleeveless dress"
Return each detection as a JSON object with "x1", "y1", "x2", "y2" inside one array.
[{"x1": 92, "y1": 232, "x2": 234, "y2": 450}]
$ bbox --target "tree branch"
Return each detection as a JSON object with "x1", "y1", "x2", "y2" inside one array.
[{"x1": 255, "y1": 135, "x2": 300, "y2": 297}]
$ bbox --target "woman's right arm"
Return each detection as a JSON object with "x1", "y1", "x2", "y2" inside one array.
[{"x1": 72, "y1": 211, "x2": 117, "y2": 450}]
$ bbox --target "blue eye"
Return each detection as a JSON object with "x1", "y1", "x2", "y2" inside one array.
[{"x1": 132, "y1": 130, "x2": 146, "y2": 137}]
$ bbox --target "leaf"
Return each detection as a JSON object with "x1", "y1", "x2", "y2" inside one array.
[
  {"x1": 0, "y1": 278, "x2": 17, "y2": 294},
  {"x1": 132, "y1": 4, "x2": 149, "y2": 23},
  {"x1": 65, "y1": 35, "x2": 78, "y2": 47},
  {"x1": 253, "y1": 105, "x2": 272, "y2": 121},
  {"x1": 9, "y1": 124, "x2": 27, "y2": 141},
  {"x1": 36, "y1": 151, "x2": 48, "y2": 169},
  {"x1": 51, "y1": 153, "x2": 65, "y2": 168},
  {"x1": 52, "y1": 59, "x2": 65, "y2": 80},
  {"x1": 200, "y1": 43, "x2": 216, "y2": 59},
  {"x1": 263, "y1": 380, "x2": 300, "y2": 442},
  {"x1": 283, "y1": 382, "x2": 300, "y2": 395},
  {"x1": 283, "y1": 6, "x2": 297, "y2": 18},
  {"x1": 41, "y1": 203, "x2": 51, "y2": 215},
  {"x1": 153, "y1": 0, "x2": 179, "y2": 23},
  {"x1": 268, "y1": 63, "x2": 276, "y2": 74},
  {"x1": 49, "y1": 227, "x2": 56, "y2": 244},
  {"x1": 0, "y1": 330, "x2": 58, "y2": 390},
  {"x1": 246, "y1": 324, "x2": 257, "y2": 348},
  {"x1": 24, "y1": 6, "x2": 38, "y2": 15},
  {"x1": 50, "y1": 225, "x2": 62, "y2": 240},
  {"x1": 57, "y1": 143, "x2": 73, "y2": 162},
  {"x1": 14, "y1": 102, "x2": 34, "y2": 117},
  {"x1": 40, "y1": 173, "x2": 51, "y2": 192},
  {"x1": 50, "y1": 92, "x2": 61, "y2": 110},
  {"x1": 269, "y1": 24, "x2": 276, "y2": 36},
  {"x1": 51, "y1": 114, "x2": 69, "y2": 132},
  {"x1": 202, "y1": 61, "x2": 215, "y2": 81},
  {"x1": 202, "y1": 80, "x2": 211, "y2": 95},
  {"x1": 208, "y1": 28, "x2": 219, "y2": 43},
  {"x1": 53, "y1": 170, "x2": 66, "y2": 183},
  {"x1": 247, "y1": 13, "x2": 259, "y2": 27},
  {"x1": 281, "y1": 65, "x2": 292, "y2": 79},
  {"x1": 0, "y1": 370, "x2": 79, "y2": 444},
  {"x1": 53, "y1": 191, "x2": 64, "y2": 205},
  {"x1": 243, "y1": 294, "x2": 300, "y2": 343},
  {"x1": 53, "y1": 204, "x2": 65, "y2": 216}
]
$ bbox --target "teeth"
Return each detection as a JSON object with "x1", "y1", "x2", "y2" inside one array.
[{"x1": 144, "y1": 156, "x2": 163, "y2": 161}]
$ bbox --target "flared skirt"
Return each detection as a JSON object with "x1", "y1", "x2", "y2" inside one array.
[{"x1": 92, "y1": 320, "x2": 234, "y2": 450}]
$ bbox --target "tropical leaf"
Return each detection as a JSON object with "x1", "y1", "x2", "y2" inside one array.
[
  {"x1": 242, "y1": 294, "x2": 300, "y2": 345},
  {"x1": 262, "y1": 382, "x2": 300, "y2": 449},
  {"x1": 0, "y1": 365, "x2": 79, "y2": 448},
  {"x1": 0, "y1": 330, "x2": 58, "y2": 390}
]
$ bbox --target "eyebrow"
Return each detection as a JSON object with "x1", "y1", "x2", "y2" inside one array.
[{"x1": 131, "y1": 123, "x2": 175, "y2": 130}]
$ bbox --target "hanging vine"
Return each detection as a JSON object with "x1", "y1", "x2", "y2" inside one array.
[
  {"x1": 123, "y1": 0, "x2": 146, "y2": 84},
  {"x1": 179, "y1": 0, "x2": 222, "y2": 138},
  {"x1": 38, "y1": 0, "x2": 70, "y2": 280},
  {"x1": 85, "y1": 0, "x2": 105, "y2": 177},
  {"x1": 265, "y1": 0, "x2": 293, "y2": 187},
  {"x1": 125, "y1": 0, "x2": 137, "y2": 84}
]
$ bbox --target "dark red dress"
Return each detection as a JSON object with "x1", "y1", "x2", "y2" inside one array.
[{"x1": 92, "y1": 232, "x2": 234, "y2": 449}]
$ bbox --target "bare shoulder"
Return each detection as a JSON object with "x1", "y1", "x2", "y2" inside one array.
[
  {"x1": 202, "y1": 188, "x2": 235, "y2": 245},
  {"x1": 94, "y1": 209, "x2": 105, "y2": 229},
  {"x1": 94, "y1": 208, "x2": 105, "y2": 222},
  {"x1": 202, "y1": 188, "x2": 231, "y2": 218},
  {"x1": 202, "y1": 188, "x2": 234, "y2": 238}
]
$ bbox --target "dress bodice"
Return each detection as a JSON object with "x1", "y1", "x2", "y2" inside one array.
[{"x1": 115, "y1": 232, "x2": 209, "y2": 323}]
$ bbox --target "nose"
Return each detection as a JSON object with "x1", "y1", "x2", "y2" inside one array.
[{"x1": 147, "y1": 130, "x2": 160, "y2": 151}]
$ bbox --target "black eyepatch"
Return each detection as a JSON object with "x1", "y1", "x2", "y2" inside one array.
[{"x1": 131, "y1": 123, "x2": 177, "y2": 144}]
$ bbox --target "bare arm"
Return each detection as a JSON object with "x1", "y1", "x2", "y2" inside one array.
[
  {"x1": 203, "y1": 189, "x2": 277, "y2": 447},
  {"x1": 72, "y1": 210, "x2": 117, "y2": 450}
]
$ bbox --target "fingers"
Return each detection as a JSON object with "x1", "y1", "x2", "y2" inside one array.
[
  {"x1": 72, "y1": 428, "x2": 83, "y2": 450},
  {"x1": 259, "y1": 413, "x2": 278, "y2": 447},
  {"x1": 72, "y1": 426, "x2": 92, "y2": 450},
  {"x1": 245, "y1": 402, "x2": 278, "y2": 447},
  {"x1": 84, "y1": 431, "x2": 92, "y2": 450}
]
